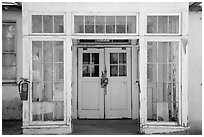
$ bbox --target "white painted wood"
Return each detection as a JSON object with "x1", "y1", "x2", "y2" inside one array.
[
  {"x1": 139, "y1": 38, "x2": 147, "y2": 126},
  {"x1": 181, "y1": 38, "x2": 188, "y2": 126},
  {"x1": 105, "y1": 48, "x2": 131, "y2": 118},
  {"x1": 78, "y1": 48, "x2": 104, "y2": 118}
]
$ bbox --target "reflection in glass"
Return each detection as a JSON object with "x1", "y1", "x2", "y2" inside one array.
[
  {"x1": 43, "y1": 41, "x2": 53, "y2": 62},
  {"x1": 158, "y1": 16, "x2": 168, "y2": 33},
  {"x1": 54, "y1": 15, "x2": 64, "y2": 33},
  {"x1": 147, "y1": 16, "x2": 157, "y2": 33},
  {"x1": 85, "y1": 16, "x2": 94, "y2": 33},
  {"x1": 110, "y1": 65, "x2": 118, "y2": 76},
  {"x1": 116, "y1": 16, "x2": 126, "y2": 33},
  {"x1": 127, "y1": 16, "x2": 136, "y2": 33},
  {"x1": 110, "y1": 53, "x2": 118, "y2": 64},
  {"x1": 83, "y1": 65, "x2": 90, "y2": 77},
  {"x1": 83, "y1": 53, "x2": 90, "y2": 65},
  {"x1": 106, "y1": 16, "x2": 115, "y2": 33},
  {"x1": 119, "y1": 65, "x2": 126, "y2": 76},
  {"x1": 74, "y1": 16, "x2": 84, "y2": 33},
  {"x1": 32, "y1": 15, "x2": 42, "y2": 33},
  {"x1": 119, "y1": 53, "x2": 126, "y2": 64},
  {"x1": 169, "y1": 16, "x2": 179, "y2": 34},
  {"x1": 43, "y1": 15, "x2": 53, "y2": 33},
  {"x1": 96, "y1": 16, "x2": 105, "y2": 33}
]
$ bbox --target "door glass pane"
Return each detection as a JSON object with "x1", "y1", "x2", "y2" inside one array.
[
  {"x1": 32, "y1": 15, "x2": 42, "y2": 33},
  {"x1": 32, "y1": 103, "x2": 42, "y2": 121},
  {"x1": 169, "y1": 16, "x2": 179, "y2": 33},
  {"x1": 119, "y1": 53, "x2": 126, "y2": 64},
  {"x1": 147, "y1": 64, "x2": 157, "y2": 82},
  {"x1": 92, "y1": 53, "x2": 99, "y2": 64},
  {"x1": 43, "y1": 15, "x2": 53, "y2": 33},
  {"x1": 147, "y1": 42, "x2": 157, "y2": 62},
  {"x1": 147, "y1": 16, "x2": 157, "y2": 33},
  {"x1": 116, "y1": 16, "x2": 126, "y2": 33},
  {"x1": 110, "y1": 53, "x2": 118, "y2": 64},
  {"x1": 83, "y1": 53, "x2": 90, "y2": 65},
  {"x1": 85, "y1": 16, "x2": 94, "y2": 33},
  {"x1": 43, "y1": 41, "x2": 53, "y2": 62},
  {"x1": 74, "y1": 16, "x2": 84, "y2": 33},
  {"x1": 2, "y1": 54, "x2": 16, "y2": 66},
  {"x1": 91, "y1": 65, "x2": 99, "y2": 77},
  {"x1": 106, "y1": 16, "x2": 115, "y2": 33},
  {"x1": 83, "y1": 65, "x2": 90, "y2": 77},
  {"x1": 158, "y1": 16, "x2": 168, "y2": 33},
  {"x1": 168, "y1": 42, "x2": 179, "y2": 62},
  {"x1": 32, "y1": 63, "x2": 42, "y2": 82},
  {"x1": 54, "y1": 15, "x2": 64, "y2": 33},
  {"x1": 43, "y1": 102, "x2": 54, "y2": 121},
  {"x1": 54, "y1": 101, "x2": 64, "y2": 121},
  {"x1": 32, "y1": 82, "x2": 43, "y2": 102},
  {"x1": 158, "y1": 64, "x2": 168, "y2": 82},
  {"x1": 127, "y1": 16, "x2": 136, "y2": 33},
  {"x1": 2, "y1": 38, "x2": 14, "y2": 52},
  {"x1": 54, "y1": 63, "x2": 64, "y2": 81},
  {"x1": 96, "y1": 16, "x2": 105, "y2": 33},
  {"x1": 110, "y1": 65, "x2": 118, "y2": 76},
  {"x1": 119, "y1": 65, "x2": 126, "y2": 76},
  {"x1": 54, "y1": 83, "x2": 64, "y2": 101},
  {"x1": 158, "y1": 42, "x2": 168, "y2": 63}
]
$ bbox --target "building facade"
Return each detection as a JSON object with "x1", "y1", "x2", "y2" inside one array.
[{"x1": 2, "y1": 2, "x2": 202, "y2": 134}]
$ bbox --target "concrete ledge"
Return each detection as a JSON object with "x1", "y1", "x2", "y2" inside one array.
[
  {"x1": 22, "y1": 125, "x2": 72, "y2": 135},
  {"x1": 141, "y1": 125, "x2": 190, "y2": 134}
]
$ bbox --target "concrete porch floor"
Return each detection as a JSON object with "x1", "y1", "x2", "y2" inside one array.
[{"x1": 2, "y1": 120, "x2": 200, "y2": 135}]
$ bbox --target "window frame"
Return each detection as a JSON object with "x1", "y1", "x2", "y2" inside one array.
[
  {"x1": 140, "y1": 38, "x2": 182, "y2": 127},
  {"x1": 29, "y1": 12, "x2": 66, "y2": 35},
  {"x1": 29, "y1": 38, "x2": 67, "y2": 125},
  {"x1": 72, "y1": 12, "x2": 139, "y2": 35},
  {"x1": 145, "y1": 13, "x2": 181, "y2": 36},
  {"x1": 2, "y1": 22, "x2": 17, "y2": 83}
]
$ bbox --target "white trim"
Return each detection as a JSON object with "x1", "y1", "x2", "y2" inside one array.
[{"x1": 145, "y1": 13, "x2": 181, "y2": 35}]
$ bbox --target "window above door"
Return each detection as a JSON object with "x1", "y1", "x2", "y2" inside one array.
[{"x1": 73, "y1": 13, "x2": 138, "y2": 35}]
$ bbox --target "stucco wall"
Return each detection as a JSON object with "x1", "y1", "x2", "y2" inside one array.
[
  {"x1": 188, "y1": 11, "x2": 202, "y2": 133},
  {"x1": 2, "y1": 10, "x2": 22, "y2": 120}
]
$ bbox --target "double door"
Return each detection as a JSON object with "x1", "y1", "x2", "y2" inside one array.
[{"x1": 78, "y1": 47, "x2": 131, "y2": 119}]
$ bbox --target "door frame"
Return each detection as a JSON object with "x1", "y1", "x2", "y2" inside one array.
[{"x1": 71, "y1": 43, "x2": 139, "y2": 119}]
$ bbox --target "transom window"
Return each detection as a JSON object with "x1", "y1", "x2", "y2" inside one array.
[
  {"x1": 147, "y1": 15, "x2": 180, "y2": 34},
  {"x1": 2, "y1": 23, "x2": 17, "y2": 82},
  {"x1": 32, "y1": 14, "x2": 64, "y2": 34},
  {"x1": 74, "y1": 15, "x2": 137, "y2": 34}
]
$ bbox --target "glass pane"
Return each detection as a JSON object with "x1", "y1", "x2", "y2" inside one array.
[
  {"x1": 106, "y1": 16, "x2": 115, "y2": 33},
  {"x1": 54, "y1": 83, "x2": 64, "y2": 101},
  {"x1": 32, "y1": 15, "x2": 42, "y2": 33},
  {"x1": 44, "y1": 63, "x2": 53, "y2": 82},
  {"x1": 2, "y1": 24, "x2": 15, "y2": 38},
  {"x1": 85, "y1": 16, "x2": 94, "y2": 33},
  {"x1": 169, "y1": 16, "x2": 179, "y2": 33},
  {"x1": 116, "y1": 16, "x2": 126, "y2": 33},
  {"x1": 43, "y1": 15, "x2": 53, "y2": 33},
  {"x1": 119, "y1": 65, "x2": 126, "y2": 76},
  {"x1": 127, "y1": 16, "x2": 136, "y2": 33},
  {"x1": 110, "y1": 65, "x2": 118, "y2": 76},
  {"x1": 147, "y1": 102, "x2": 157, "y2": 121},
  {"x1": 32, "y1": 103, "x2": 42, "y2": 121},
  {"x1": 54, "y1": 15, "x2": 64, "y2": 33},
  {"x1": 119, "y1": 53, "x2": 126, "y2": 64},
  {"x1": 32, "y1": 82, "x2": 43, "y2": 102},
  {"x1": 168, "y1": 42, "x2": 179, "y2": 62},
  {"x1": 2, "y1": 66, "x2": 16, "y2": 80},
  {"x1": 158, "y1": 16, "x2": 168, "y2": 33},
  {"x1": 83, "y1": 65, "x2": 90, "y2": 77},
  {"x1": 91, "y1": 65, "x2": 99, "y2": 77},
  {"x1": 2, "y1": 54, "x2": 16, "y2": 66},
  {"x1": 158, "y1": 64, "x2": 168, "y2": 82},
  {"x1": 54, "y1": 101, "x2": 64, "y2": 121},
  {"x1": 43, "y1": 102, "x2": 54, "y2": 121},
  {"x1": 157, "y1": 102, "x2": 169, "y2": 122},
  {"x1": 157, "y1": 83, "x2": 168, "y2": 102},
  {"x1": 92, "y1": 53, "x2": 99, "y2": 64},
  {"x1": 54, "y1": 41, "x2": 63, "y2": 62},
  {"x1": 43, "y1": 83, "x2": 53, "y2": 101},
  {"x1": 74, "y1": 16, "x2": 84, "y2": 33},
  {"x1": 147, "y1": 64, "x2": 157, "y2": 82},
  {"x1": 54, "y1": 63, "x2": 64, "y2": 81},
  {"x1": 147, "y1": 43, "x2": 157, "y2": 62},
  {"x1": 96, "y1": 16, "x2": 105, "y2": 33},
  {"x1": 147, "y1": 16, "x2": 157, "y2": 33},
  {"x1": 43, "y1": 41, "x2": 53, "y2": 62},
  {"x1": 83, "y1": 53, "x2": 90, "y2": 64},
  {"x1": 158, "y1": 42, "x2": 168, "y2": 63},
  {"x1": 169, "y1": 102, "x2": 178, "y2": 122},
  {"x1": 2, "y1": 38, "x2": 15, "y2": 52},
  {"x1": 168, "y1": 64, "x2": 178, "y2": 82},
  {"x1": 32, "y1": 63, "x2": 42, "y2": 82},
  {"x1": 110, "y1": 53, "x2": 118, "y2": 64},
  {"x1": 32, "y1": 41, "x2": 42, "y2": 62}
]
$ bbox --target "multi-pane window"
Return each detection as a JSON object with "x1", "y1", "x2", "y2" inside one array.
[
  {"x1": 32, "y1": 41, "x2": 64, "y2": 121},
  {"x1": 147, "y1": 41, "x2": 179, "y2": 122},
  {"x1": 110, "y1": 53, "x2": 127, "y2": 77},
  {"x1": 32, "y1": 14, "x2": 64, "y2": 34},
  {"x1": 147, "y1": 15, "x2": 179, "y2": 34},
  {"x1": 74, "y1": 15, "x2": 137, "y2": 34},
  {"x1": 83, "y1": 53, "x2": 99, "y2": 77},
  {"x1": 2, "y1": 23, "x2": 16, "y2": 82}
]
